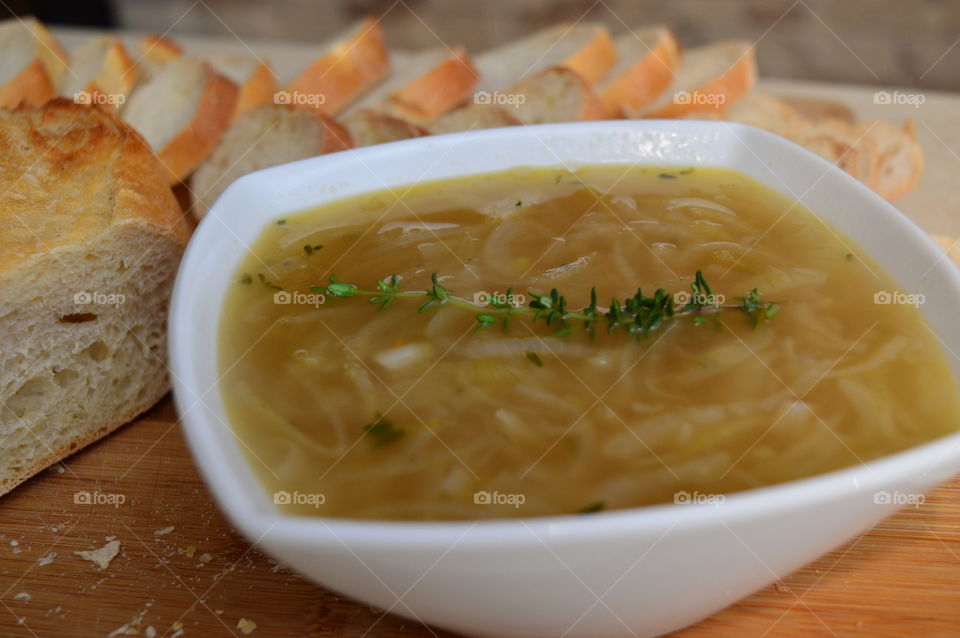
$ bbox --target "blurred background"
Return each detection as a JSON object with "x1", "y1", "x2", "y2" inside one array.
[{"x1": 1, "y1": 0, "x2": 956, "y2": 90}]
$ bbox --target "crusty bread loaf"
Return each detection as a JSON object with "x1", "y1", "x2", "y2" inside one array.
[
  {"x1": 0, "y1": 99, "x2": 188, "y2": 494},
  {"x1": 60, "y1": 35, "x2": 138, "y2": 108},
  {"x1": 0, "y1": 17, "x2": 69, "y2": 109},
  {"x1": 191, "y1": 105, "x2": 351, "y2": 217},
  {"x1": 123, "y1": 57, "x2": 239, "y2": 183}
]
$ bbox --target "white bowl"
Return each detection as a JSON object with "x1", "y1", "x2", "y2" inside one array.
[{"x1": 169, "y1": 121, "x2": 960, "y2": 638}]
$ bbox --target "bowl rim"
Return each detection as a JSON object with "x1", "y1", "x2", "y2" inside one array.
[{"x1": 169, "y1": 119, "x2": 960, "y2": 549}]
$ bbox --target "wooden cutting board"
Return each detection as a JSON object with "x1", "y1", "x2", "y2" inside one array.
[{"x1": 3, "y1": 30, "x2": 960, "y2": 638}]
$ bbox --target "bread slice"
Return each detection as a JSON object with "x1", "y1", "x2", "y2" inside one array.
[
  {"x1": 599, "y1": 26, "x2": 680, "y2": 117},
  {"x1": 123, "y1": 57, "x2": 239, "y2": 184},
  {"x1": 636, "y1": 40, "x2": 756, "y2": 118},
  {"x1": 505, "y1": 67, "x2": 605, "y2": 124},
  {"x1": 428, "y1": 103, "x2": 522, "y2": 134},
  {"x1": 136, "y1": 34, "x2": 182, "y2": 82},
  {"x1": 0, "y1": 17, "x2": 69, "y2": 109},
  {"x1": 348, "y1": 46, "x2": 478, "y2": 123},
  {"x1": 859, "y1": 119, "x2": 923, "y2": 200},
  {"x1": 191, "y1": 105, "x2": 351, "y2": 217},
  {"x1": 284, "y1": 17, "x2": 390, "y2": 116},
  {"x1": 0, "y1": 99, "x2": 187, "y2": 494},
  {"x1": 474, "y1": 23, "x2": 617, "y2": 93},
  {"x1": 340, "y1": 108, "x2": 427, "y2": 147},
  {"x1": 60, "y1": 35, "x2": 137, "y2": 108},
  {"x1": 780, "y1": 97, "x2": 855, "y2": 124},
  {"x1": 208, "y1": 53, "x2": 277, "y2": 119},
  {"x1": 723, "y1": 94, "x2": 880, "y2": 190}
]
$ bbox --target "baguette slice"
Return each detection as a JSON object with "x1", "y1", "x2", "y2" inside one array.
[
  {"x1": 341, "y1": 108, "x2": 427, "y2": 147},
  {"x1": 208, "y1": 53, "x2": 277, "y2": 119},
  {"x1": 137, "y1": 34, "x2": 182, "y2": 82},
  {"x1": 637, "y1": 40, "x2": 756, "y2": 118},
  {"x1": 0, "y1": 17, "x2": 69, "y2": 109},
  {"x1": 599, "y1": 26, "x2": 680, "y2": 117},
  {"x1": 123, "y1": 57, "x2": 239, "y2": 184},
  {"x1": 192, "y1": 105, "x2": 351, "y2": 217},
  {"x1": 505, "y1": 67, "x2": 605, "y2": 124},
  {"x1": 428, "y1": 103, "x2": 522, "y2": 134},
  {"x1": 474, "y1": 23, "x2": 617, "y2": 92},
  {"x1": 60, "y1": 35, "x2": 138, "y2": 108},
  {"x1": 0, "y1": 99, "x2": 187, "y2": 494},
  {"x1": 285, "y1": 17, "x2": 390, "y2": 116},
  {"x1": 859, "y1": 119, "x2": 923, "y2": 200},
  {"x1": 347, "y1": 47, "x2": 478, "y2": 123}
]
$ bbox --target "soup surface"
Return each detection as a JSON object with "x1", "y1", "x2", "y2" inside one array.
[{"x1": 219, "y1": 166, "x2": 960, "y2": 520}]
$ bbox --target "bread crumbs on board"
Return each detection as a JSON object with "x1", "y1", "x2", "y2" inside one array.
[
  {"x1": 237, "y1": 618, "x2": 257, "y2": 634},
  {"x1": 74, "y1": 539, "x2": 120, "y2": 569}
]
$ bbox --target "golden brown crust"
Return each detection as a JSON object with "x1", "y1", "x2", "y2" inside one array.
[
  {"x1": 0, "y1": 99, "x2": 187, "y2": 273},
  {"x1": 640, "y1": 45, "x2": 757, "y2": 119},
  {"x1": 140, "y1": 34, "x2": 183, "y2": 65},
  {"x1": 600, "y1": 28, "x2": 680, "y2": 118},
  {"x1": 155, "y1": 63, "x2": 239, "y2": 183},
  {"x1": 562, "y1": 27, "x2": 618, "y2": 86},
  {"x1": 388, "y1": 48, "x2": 479, "y2": 122},
  {"x1": 285, "y1": 17, "x2": 390, "y2": 116},
  {"x1": 234, "y1": 61, "x2": 277, "y2": 119}
]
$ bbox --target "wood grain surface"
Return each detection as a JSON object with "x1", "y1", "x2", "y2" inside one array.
[{"x1": 3, "y1": 30, "x2": 960, "y2": 637}]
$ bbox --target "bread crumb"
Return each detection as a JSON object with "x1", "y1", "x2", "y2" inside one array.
[
  {"x1": 13, "y1": 592, "x2": 30, "y2": 601},
  {"x1": 154, "y1": 526, "x2": 175, "y2": 537},
  {"x1": 184, "y1": 545, "x2": 196, "y2": 558},
  {"x1": 37, "y1": 552, "x2": 57, "y2": 566},
  {"x1": 74, "y1": 539, "x2": 121, "y2": 570},
  {"x1": 237, "y1": 618, "x2": 257, "y2": 634},
  {"x1": 145, "y1": 627, "x2": 157, "y2": 638},
  {"x1": 197, "y1": 553, "x2": 212, "y2": 564},
  {"x1": 170, "y1": 620, "x2": 185, "y2": 637}
]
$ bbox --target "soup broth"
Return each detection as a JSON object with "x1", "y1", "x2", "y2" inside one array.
[{"x1": 218, "y1": 166, "x2": 960, "y2": 520}]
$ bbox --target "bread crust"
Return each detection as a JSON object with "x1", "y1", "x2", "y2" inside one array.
[
  {"x1": 600, "y1": 27, "x2": 680, "y2": 118},
  {"x1": 387, "y1": 47, "x2": 479, "y2": 122},
  {"x1": 285, "y1": 17, "x2": 390, "y2": 116},
  {"x1": 0, "y1": 59, "x2": 57, "y2": 109},
  {"x1": 234, "y1": 60, "x2": 277, "y2": 119},
  {"x1": 561, "y1": 26, "x2": 617, "y2": 86},
  {"x1": 155, "y1": 63, "x2": 239, "y2": 183},
  {"x1": 0, "y1": 100, "x2": 186, "y2": 493}
]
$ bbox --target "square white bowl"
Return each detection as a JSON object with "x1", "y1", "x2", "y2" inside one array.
[{"x1": 169, "y1": 121, "x2": 960, "y2": 638}]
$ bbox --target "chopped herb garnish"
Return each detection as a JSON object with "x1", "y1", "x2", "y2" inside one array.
[
  {"x1": 257, "y1": 272, "x2": 284, "y2": 291},
  {"x1": 845, "y1": 253, "x2": 855, "y2": 261},
  {"x1": 515, "y1": 200, "x2": 523, "y2": 207},
  {"x1": 659, "y1": 173, "x2": 677, "y2": 179},
  {"x1": 238, "y1": 273, "x2": 252, "y2": 285},
  {"x1": 308, "y1": 271, "x2": 779, "y2": 340},
  {"x1": 363, "y1": 415, "x2": 404, "y2": 446},
  {"x1": 303, "y1": 244, "x2": 324, "y2": 256},
  {"x1": 678, "y1": 168, "x2": 694, "y2": 175},
  {"x1": 576, "y1": 501, "x2": 605, "y2": 514},
  {"x1": 525, "y1": 351, "x2": 544, "y2": 367},
  {"x1": 276, "y1": 219, "x2": 287, "y2": 226}
]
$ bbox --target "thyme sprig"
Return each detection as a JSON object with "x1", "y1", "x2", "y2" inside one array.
[{"x1": 309, "y1": 271, "x2": 779, "y2": 339}]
